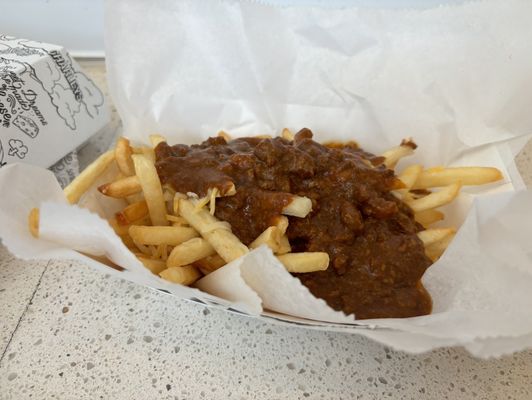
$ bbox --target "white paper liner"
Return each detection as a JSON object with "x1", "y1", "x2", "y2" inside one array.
[
  {"x1": 2, "y1": 162, "x2": 532, "y2": 357},
  {"x1": 195, "y1": 255, "x2": 264, "y2": 315},
  {"x1": 198, "y1": 246, "x2": 354, "y2": 323},
  {"x1": 1, "y1": 0, "x2": 532, "y2": 356}
]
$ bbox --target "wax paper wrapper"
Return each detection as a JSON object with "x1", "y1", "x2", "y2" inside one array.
[{"x1": 2, "y1": 0, "x2": 532, "y2": 357}]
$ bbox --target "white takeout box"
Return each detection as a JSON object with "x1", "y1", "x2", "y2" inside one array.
[{"x1": 0, "y1": 35, "x2": 110, "y2": 168}]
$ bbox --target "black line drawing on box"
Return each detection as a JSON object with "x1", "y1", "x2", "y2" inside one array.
[
  {"x1": 61, "y1": 51, "x2": 105, "y2": 119},
  {"x1": 0, "y1": 139, "x2": 5, "y2": 167},
  {"x1": 22, "y1": 41, "x2": 106, "y2": 129},
  {"x1": 0, "y1": 36, "x2": 105, "y2": 131},
  {"x1": 0, "y1": 35, "x2": 47, "y2": 58},
  {"x1": 7, "y1": 93, "x2": 17, "y2": 113},
  {"x1": 8, "y1": 138, "x2": 28, "y2": 159},
  {"x1": 0, "y1": 60, "x2": 48, "y2": 130},
  {"x1": 12, "y1": 114, "x2": 39, "y2": 138}
]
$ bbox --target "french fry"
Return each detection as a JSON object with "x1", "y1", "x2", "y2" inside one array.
[
  {"x1": 412, "y1": 167, "x2": 503, "y2": 189},
  {"x1": 217, "y1": 130, "x2": 231, "y2": 142},
  {"x1": 125, "y1": 192, "x2": 146, "y2": 205},
  {"x1": 129, "y1": 225, "x2": 199, "y2": 246},
  {"x1": 149, "y1": 134, "x2": 166, "y2": 148},
  {"x1": 223, "y1": 183, "x2": 237, "y2": 196},
  {"x1": 131, "y1": 146, "x2": 151, "y2": 154},
  {"x1": 401, "y1": 192, "x2": 413, "y2": 202},
  {"x1": 132, "y1": 154, "x2": 168, "y2": 226},
  {"x1": 398, "y1": 164, "x2": 423, "y2": 190},
  {"x1": 150, "y1": 245, "x2": 162, "y2": 259},
  {"x1": 193, "y1": 254, "x2": 226, "y2": 274},
  {"x1": 167, "y1": 215, "x2": 188, "y2": 225},
  {"x1": 390, "y1": 178, "x2": 407, "y2": 190},
  {"x1": 115, "y1": 137, "x2": 135, "y2": 176},
  {"x1": 158, "y1": 244, "x2": 169, "y2": 261},
  {"x1": 277, "y1": 252, "x2": 329, "y2": 273},
  {"x1": 424, "y1": 232, "x2": 456, "y2": 262},
  {"x1": 381, "y1": 139, "x2": 416, "y2": 169},
  {"x1": 424, "y1": 166, "x2": 444, "y2": 173},
  {"x1": 141, "y1": 147, "x2": 156, "y2": 164},
  {"x1": 209, "y1": 187, "x2": 218, "y2": 215},
  {"x1": 98, "y1": 175, "x2": 142, "y2": 198},
  {"x1": 135, "y1": 242, "x2": 152, "y2": 256},
  {"x1": 276, "y1": 235, "x2": 291, "y2": 255},
  {"x1": 405, "y1": 183, "x2": 461, "y2": 213},
  {"x1": 249, "y1": 226, "x2": 282, "y2": 252},
  {"x1": 255, "y1": 134, "x2": 273, "y2": 139},
  {"x1": 28, "y1": 208, "x2": 39, "y2": 238},
  {"x1": 167, "y1": 237, "x2": 216, "y2": 268},
  {"x1": 115, "y1": 201, "x2": 149, "y2": 225},
  {"x1": 249, "y1": 217, "x2": 291, "y2": 253},
  {"x1": 414, "y1": 209, "x2": 444, "y2": 227},
  {"x1": 282, "y1": 196, "x2": 312, "y2": 218},
  {"x1": 149, "y1": 245, "x2": 159, "y2": 258},
  {"x1": 64, "y1": 150, "x2": 115, "y2": 204},
  {"x1": 173, "y1": 192, "x2": 187, "y2": 215},
  {"x1": 113, "y1": 171, "x2": 126, "y2": 181},
  {"x1": 163, "y1": 186, "x2": 176, "y2": 202},
  {"x1": 137, "y1": 255, "x2": 167, "y2": 274},
  {"x1": 160, "y1": 265, "x2": 202, "y2": 286},
  {"x1": 120, "y1": 234, "x2": 137, "y2": 250},
  {"x1": 281, "y1": 128, "x2": 294, "y2": 141},
  {"x1": 163, "y1": 187, "x2": 177, "y2": 213},
  {"x1": 108, "y1": 217, "x2": 130, "y2": 236},
  {"x1": 179, "y1": 198, "x2": 249, "y2": 263},
  {"x1": 417, "y1": 228, "x2": 455, "y2": 247},
  {"x1": 273, "y1": 215, "x2": 289, "y2": 235}
]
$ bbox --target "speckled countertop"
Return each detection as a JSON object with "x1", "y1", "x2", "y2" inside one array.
[{"x1": 1, "y1": 60, "x2": 531, "y2": 400}]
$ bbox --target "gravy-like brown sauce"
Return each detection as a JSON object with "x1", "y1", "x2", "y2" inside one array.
[{"x1": 155, "y1": 129, "x2": 432, "y2": 319}]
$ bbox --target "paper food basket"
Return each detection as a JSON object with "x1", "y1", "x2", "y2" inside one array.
[{"x1": 1, "y1": 0, "x2": 532, "y2": 357}]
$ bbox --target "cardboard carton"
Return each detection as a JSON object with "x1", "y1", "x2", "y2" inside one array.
[{"x1": 0, "y1": 35, "x2": 109, "y2": 168}]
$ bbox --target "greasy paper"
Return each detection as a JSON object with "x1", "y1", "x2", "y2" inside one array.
[{"x1": 1, "y1": 0, "x2": 532, "y2": 357}]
